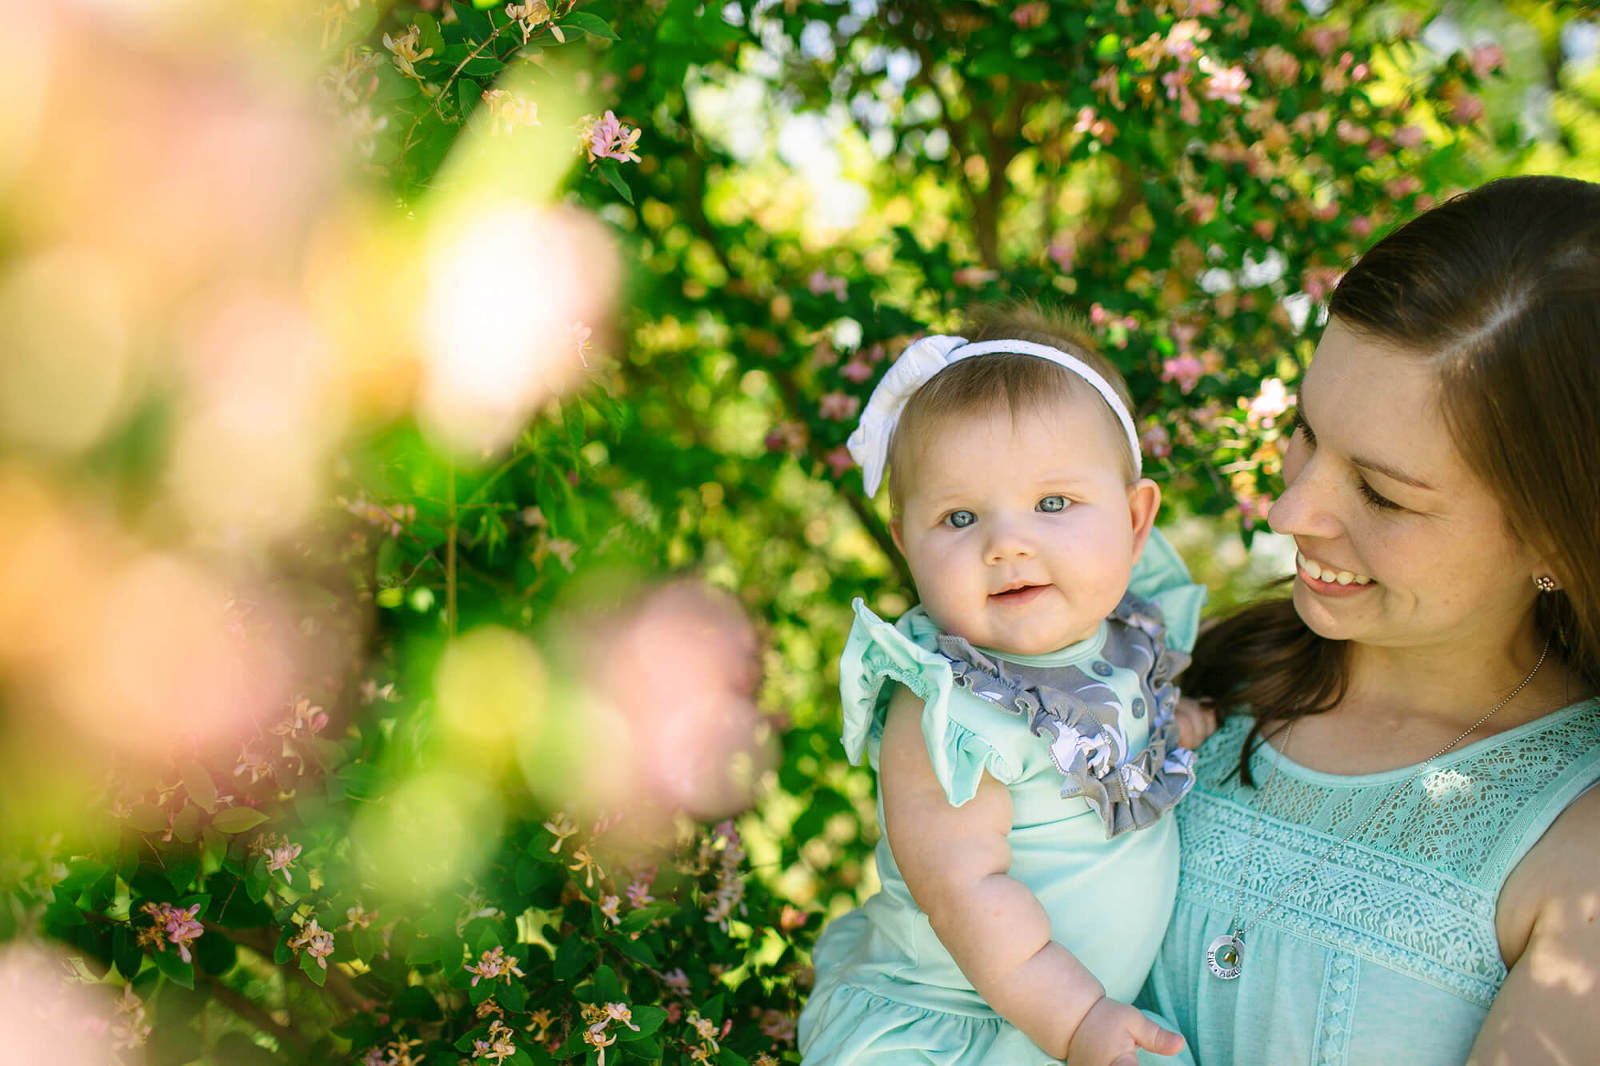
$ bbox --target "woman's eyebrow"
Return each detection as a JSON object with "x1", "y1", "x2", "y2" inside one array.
[{"x1": 1298, "y1": 398, "x2": 1436, "y2": 491}]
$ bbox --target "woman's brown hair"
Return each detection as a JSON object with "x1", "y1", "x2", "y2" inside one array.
[{"x1": 1181, "y1": 176, "x2": 1600, "y2": 782}]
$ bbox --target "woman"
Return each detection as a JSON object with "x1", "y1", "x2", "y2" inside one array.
[{"x1": 1139, "y1": 175, "x2": 1600, "y2": 1064}]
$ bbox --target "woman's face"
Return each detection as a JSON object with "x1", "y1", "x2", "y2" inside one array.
[{"x1": 1268, "y1": 316, "x2": 1545, "y2": 656}]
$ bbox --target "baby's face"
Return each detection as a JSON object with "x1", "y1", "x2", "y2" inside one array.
[{"x1": 891, "y1": 394, "x2": 1154, "y2": 656}]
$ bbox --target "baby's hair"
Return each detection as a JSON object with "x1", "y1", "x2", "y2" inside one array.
[{"x1": 886, "y1": 305, "x2": 1137, "y2": 512}]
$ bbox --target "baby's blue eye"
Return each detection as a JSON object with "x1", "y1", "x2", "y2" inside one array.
[
  {"x1": 1037, "y1": 495, "x2": 1067, "y2": 513},
  {"x1": 944, "y1": 510, "x2": 976, "y2": 528}
]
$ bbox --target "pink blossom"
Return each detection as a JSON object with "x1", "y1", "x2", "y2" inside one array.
[
  {"x1": 1199, "y1": 57, "x2": 1250, "y2": 105},
  {"x1": 832, "y1": 438, "x2": 857, "y2": 473},
  {"x1": 1302, "y1": 265, "x2": 1344, "y2": 303},
  {"x1": 1236, "y1": 492, "x2": 1272, "y2": 529},
  {"x1": 952, "y1": 266, "x2": 998, "y2": 288},
  {"x1": 1252, "y1": 218, "x2": 1276, "y2": 242},
  {"x1": 1305, "y1": 26, "x2": 1344, "y2": 58},
  {"x1": 1335, "y1": 119, "x2": 1370, "y2": 145},
  {"x1": 586, "y1": 110, "x2": 642, "y2": 164},
  {"x1": 1073, "y1": 106, "x2": 1116, "y2": 143},
  {"x1": 466, "y1": 945, "x2": 526, "y2": 987},
  {"x1": 1350, "y1": 215, "x2": 1374, "y2": 240},
  {"x1": 1181, "y1": 0, "x2": 1222, "y2": 14},
  {"x1": 262, "y1": 840, "x2": 301, "y2": 884},
  {"x1": 817, "y1": 391, "x2": 860, "y2": 421},
  {"x1": 1311, "y1": 201, "x2": 1340, "y2": 223},
  {"x1": 1391, "y1": 125, "x2": 1425, "y2": 150},
  {"x1": 1141, "y1": 422, "x2": 1173, "y2": 459},
  {"x1": 142, "y1": 902, "x2": 205, "y2": 964},
  {"x1": 1161, "y1": 353, "x2": 1205, "y2": 394},
  {"x1": 662, "y1": 968, "x2": 691, "y2": 995},
  {"x1": 840, "y1": 358, "x2": 873, "y2": 383},
  {"x1": 1448, "y1": 90, "x2": 1485, "y2": 125},
  {"x1": 287, "y1": 917, "x2": 335, "y2": 968},
  {"x1": 1470, "y1": 43, "x2": 1505, "y2": 79},
  {"x1": 1010, "y1": 1, "x2": 1048, "y2": 29},
  {"x1": 764, "y1": 421, "x2": 807, "y2": 453},
  {"x1": 1164, "y1": 20, "x2": 1203, "y2": 64},
  {"x1": 807, "y1": 270, "x2": 847, "y2": 299},
  {"x1": 1258, "y1": 45, "x2": 1301, "y2": 87},
  {"x1": 1385, "y1": 174, "x2": 1422, "y2": 199},
  {"x1": 1047, "y1": 237, "x2": 1076, "y2": 273},
  {"x1": 1247, "y1": 378, "x2": 1292, "y2": 423}
]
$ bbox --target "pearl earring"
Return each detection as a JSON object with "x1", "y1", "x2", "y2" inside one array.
[{"x1": 1534, "y1": 575, "x2": 1558, "y2": 593}]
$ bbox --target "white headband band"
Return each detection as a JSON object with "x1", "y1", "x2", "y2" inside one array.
[{"x1": 844, "y1": 334, "x2": 1142, "y2": 497}]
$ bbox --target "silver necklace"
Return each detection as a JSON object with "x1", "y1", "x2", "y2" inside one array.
[{"x1": 1206, "y1": 637, "x2": 1551, "y2": 981}]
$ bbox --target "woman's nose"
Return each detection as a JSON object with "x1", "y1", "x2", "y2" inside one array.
[{"x1": 1267, "y1": 454, "x2": 1343, "y2": 540}]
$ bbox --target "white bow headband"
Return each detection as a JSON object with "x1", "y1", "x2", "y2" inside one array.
[{"x1": 844, "y1": 335, "x2": 1141, "y2": 497}]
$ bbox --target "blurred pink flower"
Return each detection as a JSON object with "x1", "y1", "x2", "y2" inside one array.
[
  {"x1": 807, "y1": 270, "x2": 848, "y2": 299},
  {"x1": 840, "y1": 358, "x2": 874, "y2": 383},
  {"x1": 1236, "y1": 492, "x2": 1272, "y2": 529},
  {"x1": 1181, "y1": 0, "x2": 1222, "y2": 14},
  {"x1": 1391, "y1": 125, "x2": 1426, "y2": 150},
  {"x1": 1385, "y1": 174, "x2": 1422, "y2": 199},
  {"x1": 1448, "y1": 90, "x2": 1485, "y2": 125},
  {"x1": 825, "y1": 445, "x2": 855, "y2": 477},
  {"x1": 287, "y1": 918, "x2": 335, "y2": 969},
  {"x1": 585, "y1": 110, "x2": 641, "y2": 164},
  {"x1": 1047, "y1": 237, "x2": 1076, "y2": 273},
  {"x1": 1199, "y1": 57, "x2": 1250, "y2": 104},
  {"x1": 1161, "y1": 354, "x2": 1205, "y2": 394},
  {"x1": 818, "y1": 391, "x2": 861, "y2": 421},
  {"x1": 1470, "y1": 43, "x2": 1505, "y2": 79},
  {"x1": 1258, "y1": 45, "x2": 1301, "y2": 87},
  {"x1": 1350, "y1": 215, "x2": 1374, "y2": 240},
  {"x1": 1302, "y1": 265, "x2": 1344, "y2": 302},
  {"x1": 1335, "y1": 119, "x2": 1370, "y2": 145},
  {"x1": 1247, "y1": 378, "x2": 1292, "y2": 423},
  {"x1": 1305, "y1": 25, "x2": 1345, "y2": 58},
  {"x1": 1141, "y1": 422, "x2": 1173, "y2": 459},
  {"x1": 1010, "y1": 1, "x2": 1049, "y2": 29},
  {"x1": 952, "y1": 266, "x2": 998, "y2": 288}
]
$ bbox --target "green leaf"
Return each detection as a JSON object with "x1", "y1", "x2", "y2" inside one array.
[
  {"x1": 597, "y1": 160, "x2": 634, "y2": 204},
  {"x1": 299, "y1": 950, "x2": 328, "y2": 987},
  {"x1": 113, "y1": 925, "x2": 143, "y2": 980},
  {"x1": 553, "y1": 935, "x2": 593, "y2": 980},
  {"x1": 128, "y1": 804, "x2": 168, "y2": 834},
  {"x1": 559, "y1": 12, "x2": 620, "y2": 40},
  {"x1": 152, "y1": 947, "x2": 194, "y2": 989},
  {"x1": 194, "y1": 930, "x2": 236, "y2": 976},
  {"x1": 593, "y1": 964, "x2": 622, "y2": 1002},
  {"x1": 181, "y1": 760, "x2": 217, "y2": 812},
  {"x1": 211, "y1": 806, "x2": 268, "y2": 834},
  {"x1": 621, "y1": 1004, "x2": 668, "y2": 1039},
  {"x1": 415, "y1": 12, "x2": 447, "y2": 56}
]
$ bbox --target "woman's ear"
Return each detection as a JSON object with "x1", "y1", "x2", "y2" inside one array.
[{"x1": 1126, "y1": 478, "x2": 1162, "y2": 562}]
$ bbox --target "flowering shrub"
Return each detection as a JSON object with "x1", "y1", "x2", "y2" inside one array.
[{"x1": 4, "y1": 0, "x2": 1594, "y2": 1063}]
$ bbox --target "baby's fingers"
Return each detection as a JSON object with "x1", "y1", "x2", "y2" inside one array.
[{"x1": 1131, "y1": 1015, "x2": 1185, "y2": 1056}]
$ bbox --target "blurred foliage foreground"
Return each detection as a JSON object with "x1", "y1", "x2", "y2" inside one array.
[{"x1": 0, "y1": 0, "x2": 1595, "y2": 1063}]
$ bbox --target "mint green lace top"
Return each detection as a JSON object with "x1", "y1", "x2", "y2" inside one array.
[{"x1": 1138, "y1": 700, "x2": 1600, "y2": 1065}]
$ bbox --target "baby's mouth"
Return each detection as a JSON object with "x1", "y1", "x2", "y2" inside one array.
[{"x1": 990, "y1": 583, "x2": 1047, "y2": 601}]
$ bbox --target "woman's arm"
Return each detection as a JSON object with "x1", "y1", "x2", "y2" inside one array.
[
  {"x1": 879, "y1": 685, "x2": 1182, "y2": 1063},
  {"x1": 1472, "y1": 786, "x2": 1600, "y2": 1064}
]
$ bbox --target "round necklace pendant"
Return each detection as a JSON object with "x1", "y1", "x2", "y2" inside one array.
[{"x1": 1206, "y1": 933, "x2": 1244, "y2": 980}]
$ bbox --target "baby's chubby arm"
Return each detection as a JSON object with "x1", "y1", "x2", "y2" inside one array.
[{"x1": 879, "y1": 686, "x2": 1183, "y2": 1063}]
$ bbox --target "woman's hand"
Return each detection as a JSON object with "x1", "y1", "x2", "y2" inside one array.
[
  {"x1": 1174, "y1": 696, "x2": 1218, "y2": 750},
  {"x1": 1067, "y1": 996, "x2": 1186, "y2": 1066}
]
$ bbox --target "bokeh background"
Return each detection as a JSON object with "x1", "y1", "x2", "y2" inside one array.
[{"x1": 1, "y1": 0, "x2": 1596, "y2": 1063}]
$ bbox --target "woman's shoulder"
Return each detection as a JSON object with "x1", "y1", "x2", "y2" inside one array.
[{"x1": 1496, "y1": 782, "x2": 1600, "y2": 967}]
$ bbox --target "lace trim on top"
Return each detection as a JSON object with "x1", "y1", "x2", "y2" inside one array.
[
  {"x1": 1179, "y1": 704, "x2": 1600, "y2": 1006},
  {"x1": 938, "y1": 591, "x2": 1197, "y2": 839}
]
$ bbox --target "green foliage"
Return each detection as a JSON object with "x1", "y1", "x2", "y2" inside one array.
[{"x1": 13, "y1": 1, "x2": 1598, "y2": 1064}]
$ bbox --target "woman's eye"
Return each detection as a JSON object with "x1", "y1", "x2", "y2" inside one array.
[
  {"x1": 1357, "y1": 479, "x2": 1403, "y2": 512},
  {"x1": 1037, "y1": 495, "x2": 1067, "y2": 513},
  {"x1": 944, "y1": 510, "x2": 976, "y2": 528}
]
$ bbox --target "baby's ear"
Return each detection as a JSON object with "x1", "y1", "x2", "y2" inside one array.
[
  {"x1": 1126, "y1": 479, "x2": 1161, "y2": 562},
  {"x1": 889, "y1": 517, "x2": 906, "y2": 555}
]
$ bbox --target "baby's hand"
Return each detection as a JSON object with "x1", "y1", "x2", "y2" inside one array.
[
  {"x1": 1067, "y1": 996, "x2": 1185, "y2": 1066},
  {"x1": 1174, "y1": 696, "x2": 1217, "y2": 751}
]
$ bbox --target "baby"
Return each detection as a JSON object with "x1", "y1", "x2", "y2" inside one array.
[{"x1": 797, "y1": 311, "x2": 1210, "y2": 1065}]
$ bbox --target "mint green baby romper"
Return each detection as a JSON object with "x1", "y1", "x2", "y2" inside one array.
[
  {"x1": 1136, "y1": 699, "x2": 1600, "y2": 1065},
  {"x1": 798, "y1": 531, "x2": 1207, "y2": 1064}
]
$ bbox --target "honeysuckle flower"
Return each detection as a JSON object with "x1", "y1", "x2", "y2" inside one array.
[
  {"x1": 1141, "y1": 422, "x2": 1172, "y2": 459},
  {"x1": 141, "y1": 902, "x2": 204, "y2": 964},
  {"x1": 624, "y1": 871, "x2": 656, "y2": 908},
  {"x1": 807, "y1": 270, "x2": 848, "y2": 299},
  {"x1": 465, "y1": 945, "x2": 525, "y2": 987},
  {"x1": 287, "y1": 917, "x2": 335, "y2": 968},
  {"x1": 839, "y1": 358, "x2": 873, "y2": 383},
  {"x1": 824, "y1": 445, "x2": 854, "y2": 478},
  {"x1": 598, "y1": 894, "x2": 622, "y2": 924},
  {"x1": 480, "y1": 89, "x2": 540, "y2": 135},
  {"x1": 604, "y1": 1002, "x2": 640, "y2": 1030},
  {"x1": 271, "y1": 696, "x2": 327, "y2": 739},
  {"x1": 1470, "y1": 42, "x2": 1505, "y2": 78},
  {"x1": 473, "y1": 1018, "x2": 518, "y2": 1063},
  {"x1": 381, "y1": 25, "x2": 433, "y2": 80},
  {"x1": 235, "y1": 745, "x2": 272, "y2": 784},
  {"x1": 265, "y1": 840, "x2": 302, "y2": 884},
  {"x1": 506, "y1": 0, "x2": 556, "y2": 44},
  {"x1": 662, "y1": 967, "x2": 691, "y2": 995},
  {"x1": 543, "y1": 812, "x2": 579, "y2": 851},
  {"x1": 586, "y1": 110, "x2": 641, "y2": 164}
]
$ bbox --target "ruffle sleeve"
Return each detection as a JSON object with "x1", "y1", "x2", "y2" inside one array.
[{"x1": 839, "y1": 599, "x2": 1023, "y2": 807}]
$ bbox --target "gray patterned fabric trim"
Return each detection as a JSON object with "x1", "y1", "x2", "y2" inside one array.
[{"x1": 935, "y1": 592, "x2": 1196, "y2": 839}]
